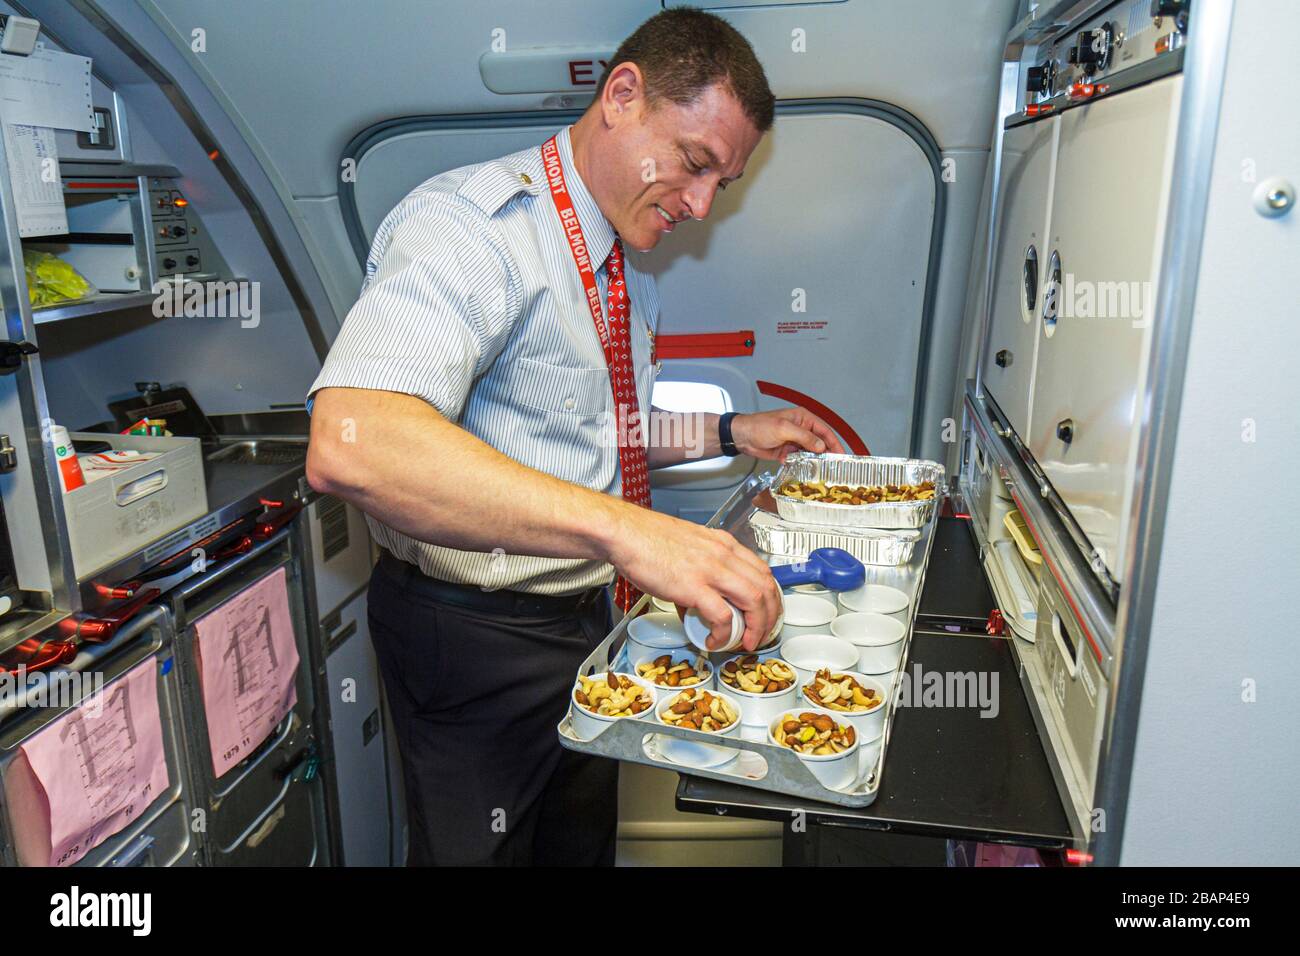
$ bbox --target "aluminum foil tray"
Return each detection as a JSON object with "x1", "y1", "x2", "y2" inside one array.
[
  {"x1": 772, "y1": 453, "x2": 945, "y2": 529},
  {"x1": 748, "y1": 511, "x2": 919, "y2": 566}
]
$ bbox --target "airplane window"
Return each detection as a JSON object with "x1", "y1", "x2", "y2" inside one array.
[
  {"x1": 650, "y1": 381, "x2": 734, "y2": 474},
  {"x1": 651, "y1": 381, "x2": 732, "y2": 415}
]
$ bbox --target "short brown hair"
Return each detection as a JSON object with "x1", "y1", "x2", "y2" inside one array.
[{"x1": 595, "y1": 8, "x2": 775, "y2": 133}]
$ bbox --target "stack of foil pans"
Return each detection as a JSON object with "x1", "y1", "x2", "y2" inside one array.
[
  {"x1": 772, "y1": 453, "x2": 945, "y2": 530},
  {"x1": 748, "y1": 511, "x2": 920, "y2": 566}
]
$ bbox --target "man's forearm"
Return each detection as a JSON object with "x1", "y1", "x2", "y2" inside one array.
[
  {"x1": 308, "y1": 387, "x2": 633, "y2": 561},
  {"x1": 645, "y1": 408, "x2": 723, "y2": 469}
]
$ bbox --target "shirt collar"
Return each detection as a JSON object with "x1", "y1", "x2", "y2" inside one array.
[{"x1": 556, "y1": 125, "x2": 618, "y2": 269}]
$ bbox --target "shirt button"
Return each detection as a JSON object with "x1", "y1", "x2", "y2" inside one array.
[
  {"x1": 519, "y1": 173, "x2": 533, "y2": 185},
  {"x1": 563, "y1": 397, "x2": 575, "y2": 410}
]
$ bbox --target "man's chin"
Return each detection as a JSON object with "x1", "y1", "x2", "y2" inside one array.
[{"x1": 625, "y1": 228, "x2": 663, "y2": 254}]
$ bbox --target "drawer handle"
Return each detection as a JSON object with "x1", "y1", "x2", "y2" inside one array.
[
  {"x1": 114, "y1": 468, "x2": 167, "y2": 506},
  {"x1": 995, "y1": 348, "x2": 1013, "y2": 368},
  {"x1": 1056, "y1": 418, "x2": 1075, "y2": 444}
]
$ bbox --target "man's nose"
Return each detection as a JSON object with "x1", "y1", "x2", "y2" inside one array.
[{"x1": 682, "y1": 182, "x2": 718, "y2": 221}]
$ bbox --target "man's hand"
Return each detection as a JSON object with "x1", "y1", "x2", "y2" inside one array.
[
  {"x1": 730, "y1": 407, "x2": 846, "y2": 462},
  {"x1": 608, "y1": 508, "x2": 782, "y2": 652}
]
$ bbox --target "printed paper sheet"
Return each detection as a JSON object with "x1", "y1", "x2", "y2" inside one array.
[
  {"x1": 194, "y1": 565, "x2": 300, "y2": 777},
  {"x1": 6, "y1": 659, "x2": 169, "y2": 867}
]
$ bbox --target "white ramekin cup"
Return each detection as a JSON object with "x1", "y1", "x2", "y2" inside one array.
[
  {"x1": 630, "y1": 650, "x2": 714, "y2": 707},
  {"x1": 780, "y1": 633, "x2": 860, "y2": 689},
  {"x1": 768, "y1": 706, "x2": 861, "y2": 792},
  {"x1": 625, "y1": 612, "x2": 688, "y2": 668},
  {"x1": 779, "y1": 593, "x2": 839, "y2": 641},
  {"x1": 831, "y1": 612, "x2": 907, "y2": 673},
  {"x1": 838, "y1": 583, "x2": 910, "y2": 615},
  {"x1": 570, "y1": 671, "x2": 658, "y2": 741},
  {"x1": 798, "y1": 670, "x2": 889, "y2": 744},
  {"x1": 716, "y1": 655, "x2": 800, "y2": 738},
  {"x1": 656, "y1": 687, "x2": 745, "y2": 769}
]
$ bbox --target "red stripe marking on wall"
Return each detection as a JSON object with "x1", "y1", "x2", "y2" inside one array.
[
  {"x1": 656, "y1": 330, "x2": 755, "y2": 359},
  {"x1": 65, "y1": 181, "x2": 139, "y2": 190},
  {"x1": 755, "y1": 381, "x2": 870, "y2": 456}
]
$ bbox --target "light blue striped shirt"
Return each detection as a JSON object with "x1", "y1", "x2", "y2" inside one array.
[{"x1": 310, "y1": 126, "x2": 660, "y2": 594}]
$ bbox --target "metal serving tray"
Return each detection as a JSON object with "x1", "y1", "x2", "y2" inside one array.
[
  {"x1": 557, "y1": 471, "x2": 941, "y2": 809},
  {"x1": 772, "y1": 453, "x2": 945, "y2": 529}
]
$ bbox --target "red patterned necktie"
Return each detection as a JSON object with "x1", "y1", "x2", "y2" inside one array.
[{"x1": 604, "y1": 239, "x2": 652, "y2": 612}]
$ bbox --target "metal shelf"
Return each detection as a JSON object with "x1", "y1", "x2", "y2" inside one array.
[
  {"x1": 31, "y1": 278, "x2": 246, "y2": 326},
  {"x1": 31, "y1": 289, "x2": 156, "y2": 324}
]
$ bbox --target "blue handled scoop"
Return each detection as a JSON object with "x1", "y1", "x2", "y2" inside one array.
[{"x1": 771, "y1": 547, "x2": 865, "y2": 591}]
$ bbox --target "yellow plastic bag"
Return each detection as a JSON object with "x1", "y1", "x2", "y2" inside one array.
[{"x1": 24, "y1": 249, "x2": 96, "y2": 306}]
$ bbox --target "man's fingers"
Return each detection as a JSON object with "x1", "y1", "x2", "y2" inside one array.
[
  {"x1": 775, "y1": 420, "x2": 829, "y2": 455},
  {"x1": 693, "y1": 592, "x2": 735, "y2": 651},
  {"x1": 803, "y1": 414, "x2": 846, "y2": 454},
  {"x1": 716, "y1": 547, "x2": 781, "y2": 651}
]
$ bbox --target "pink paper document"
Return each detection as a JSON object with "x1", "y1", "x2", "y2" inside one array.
[
  {"x1": 6, "y1": 659, "x2": 169, "y2": 867},
  {"x1": 194, "y1": 565, "x2": 299, "y2": 777}
]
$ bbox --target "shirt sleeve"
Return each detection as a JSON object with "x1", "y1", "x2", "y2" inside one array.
[{"x1": 307, "y1": 193, "x2": 519, "y2": 421}]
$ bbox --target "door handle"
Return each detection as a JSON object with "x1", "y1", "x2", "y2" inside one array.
[
  {"x1": 1042, "y1": 249, "x2": 1062, "y2": 332},
  {"x1": 1022, "y1": 244, "x2": 1038, "y2": 314}
]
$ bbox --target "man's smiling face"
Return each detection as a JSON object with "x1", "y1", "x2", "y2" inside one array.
[{"x1": 586, "y1": 68, "x2": 764, "y2": 253}]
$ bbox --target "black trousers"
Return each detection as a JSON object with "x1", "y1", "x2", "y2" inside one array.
[{"x1": 367, "y1": 554, "x2": 618, "y2": 866}]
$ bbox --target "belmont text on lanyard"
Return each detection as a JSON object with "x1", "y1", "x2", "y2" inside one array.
[{"x1": 542, "y1": 135, "x2": 615, "y2": 358}]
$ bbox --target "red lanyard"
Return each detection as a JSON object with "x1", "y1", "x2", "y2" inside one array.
[{"x1": 541, "y1": 135, "x2": 619, "y2": 370}]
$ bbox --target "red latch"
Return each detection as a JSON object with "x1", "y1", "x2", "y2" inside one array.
[
  {"x1": 254, "y1": 502, "x2": 303, "y2": 540},
  {"x1": 1, "y1": 638, "x2": 78, "y2": 676},
  {"x1": 986, "y1": 609, "x2": 1007, "y2": 636},
  {"x1": 58, "y1": 587, "x2": 162, "y2": 644},
  {"x1": 1069, "y1": 82, "x2": 1097, "y2": 100},
  {"x1": 655, "y1": 331, "x2": 756, "y2": 360},
  {"x1": 1024, "y1": 103, "x2": 1055, "y2": 117}
]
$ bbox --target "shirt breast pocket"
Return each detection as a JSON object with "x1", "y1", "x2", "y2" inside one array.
[{"x1": 516, "y1": 357, "x2": 610, "y2": 417}]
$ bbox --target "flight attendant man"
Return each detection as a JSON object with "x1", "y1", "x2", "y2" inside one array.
[{"x1": 307, "y1": 8, "x2": 843, "y2": 865}]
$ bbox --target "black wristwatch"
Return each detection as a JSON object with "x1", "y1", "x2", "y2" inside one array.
[{"x1": 718, "y1": 412, "x2": 741, "y2": 457}]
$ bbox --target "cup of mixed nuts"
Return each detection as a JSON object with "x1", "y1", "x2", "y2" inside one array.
[
  {"x1": 767, "y1": 707, "x2": 861, "y2": 791},
  {"x1": 656, "y1": 687, "x2": 745, "y2": 769},
  {"x1": 632, "y1": 651, "x2": 714, "y2": 706},
  {"x1": 571, "y1": 670, "x2": 657, "y2": 741},
  {"x1": 800, "y1": 667, "x2": 889, "y2": 742},
  {"x1": 718, "y1": 654, "x2": 800, "y2": 736}
]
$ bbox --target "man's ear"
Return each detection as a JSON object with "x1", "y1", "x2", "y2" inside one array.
[{"x1": 600, "y1": 62, "x2": 645, "y2": 126}]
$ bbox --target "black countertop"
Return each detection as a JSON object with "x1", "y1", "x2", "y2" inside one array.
[{"x1": 676, "y1": 629, "x2": 1073, "y2": 846}]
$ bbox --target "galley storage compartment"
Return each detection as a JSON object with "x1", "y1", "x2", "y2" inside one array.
[{"x1": 63, "y1": 431, "x2": 208, "y2": 577}]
